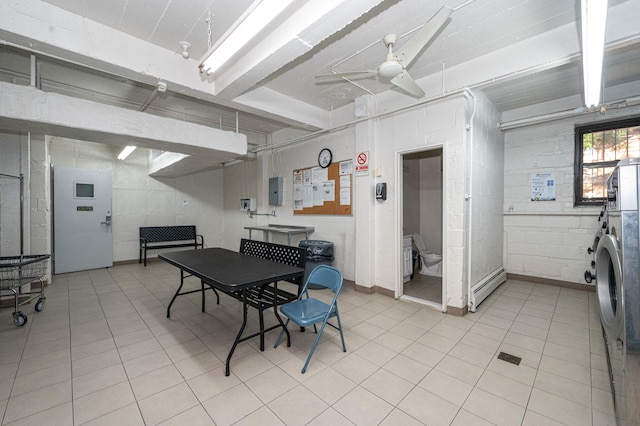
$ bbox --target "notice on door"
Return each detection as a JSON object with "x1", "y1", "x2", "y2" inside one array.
[{"x1": 531, "y1": 173, "x2": 555, "y2": 201}]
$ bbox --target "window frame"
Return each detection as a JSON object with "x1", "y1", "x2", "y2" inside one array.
[{"x1": 574, "y1": 116, "x2": 640, "y2": 206}]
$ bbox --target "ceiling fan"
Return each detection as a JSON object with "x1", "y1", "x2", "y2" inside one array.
[{"x1": 315, "y1": 6, "x2": 452, "y2": 97}]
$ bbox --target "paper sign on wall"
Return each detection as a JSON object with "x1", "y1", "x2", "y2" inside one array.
[
  {"x1": 531, "y1": 173, "x2": 556, "y2": 201},
  {"x1": 355, "y1": 151, "x2": 369, "y2": 176}
]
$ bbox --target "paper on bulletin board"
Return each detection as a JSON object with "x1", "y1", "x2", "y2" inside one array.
[
  {"x1": 313, "y1": 183, "x2": 324, "y2": 206},
  {"x1": 312, "y1": 167, "x2": 328, "y2": 183},
  {"x1": 531, "y1": 173, "x2": 556, "y2": 201},
  {"x1": 340, "y1": 187, "x2": 351, "y2": 205},
  {"x1": 293, "y1": 183, "x2": 303, "y2": 209},
  {"x1": 323, "y1": 180, "x2": 335, "y2": 201},
  {"x1": 303, "y1": 184, "x2": 313, "y2": 207},
  {"x1": 340, "y1": 160, "x2": 353, "y2": 175}
]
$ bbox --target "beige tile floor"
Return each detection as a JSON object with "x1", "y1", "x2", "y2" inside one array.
[
  {"x1": 0, "y1": 260, "x2": 616, "y2": 425},
  {"x1": 403, "y1": 274, "x2": 442, "y2": 304}
]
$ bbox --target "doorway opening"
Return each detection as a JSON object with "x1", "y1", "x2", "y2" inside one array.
[{"x1": 400, "y1": 147, "x2": 443, "y2": 308}]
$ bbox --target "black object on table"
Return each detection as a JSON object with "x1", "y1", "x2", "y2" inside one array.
[{"x1": 159, "y1": 248, "x2": 304, "y2": 376}]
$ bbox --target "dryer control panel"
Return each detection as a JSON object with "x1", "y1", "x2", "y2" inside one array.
[
  {"x1": 608, "y1": 159, "x2": 640, "y2": 212},
  {"x1": 607, "y1": 167, "x2": 619, "y2": 212}
]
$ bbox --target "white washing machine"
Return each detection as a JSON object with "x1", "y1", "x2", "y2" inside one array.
[
  {"x1": 595, "y1": 158, "x2": 640, "y2": 426},
  {"x1": 585, "y1": 204, "x2": 607, "y2": 284}
]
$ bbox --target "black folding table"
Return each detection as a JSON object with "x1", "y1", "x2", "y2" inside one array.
[{"x1": 159, "y1": 248, "x2": 304, "y2": 376}]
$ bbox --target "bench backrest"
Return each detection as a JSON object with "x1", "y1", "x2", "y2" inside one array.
[
  {"x1": 140, "y1": 226, "x2": 197, "y2": 243},
  {"x1": 240, "y1": 238, "x2": 307, "y2": 284}
]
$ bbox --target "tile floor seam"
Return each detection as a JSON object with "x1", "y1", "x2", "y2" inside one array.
[
  {"x1": 520, "y1": 289, "x2": 551, "y2": 422},
  {"x1": 1, "y1": 266, "x2": 616, "y2": 426}
]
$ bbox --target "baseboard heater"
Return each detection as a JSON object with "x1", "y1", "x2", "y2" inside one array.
[{"x1": 469, "y1": 267, "x2": 506, "y2": 312}]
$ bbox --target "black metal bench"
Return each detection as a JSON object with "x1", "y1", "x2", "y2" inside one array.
[
  {"x1": 233, "y1": 238, "x2": 306, "y2": 303},
  {"x1": 139, "y1": 226, "x2": 204, "y2": 266},
  {"x1": 236, "y1": 239, "x2": 307, "y2": 349},
  {"x1": 194, "y1": 239, "x2": 306, "y2": 350},
  {"x1": 205, "y1": 239, "x2": 306, "y2": 306}
]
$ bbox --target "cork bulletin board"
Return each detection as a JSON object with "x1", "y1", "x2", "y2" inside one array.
[{"x1": 293, "y1": 160, "x2": 352, "y2": 215}]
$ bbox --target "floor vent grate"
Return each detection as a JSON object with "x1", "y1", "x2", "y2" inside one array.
[{"x1": 497, "y1": 351, "x2": 521, "y2": 365}]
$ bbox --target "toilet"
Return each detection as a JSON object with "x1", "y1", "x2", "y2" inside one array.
[{"x1": 412, "y1": 233, "x2": 442, "y2": 277}]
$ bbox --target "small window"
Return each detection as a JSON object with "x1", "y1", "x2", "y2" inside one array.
[
  {"x1": 75, "y1": 183, "x2": 95, "y2": 198},
  {"x1": 575, "y1": 117, "x2": 640, "y2": 205}
]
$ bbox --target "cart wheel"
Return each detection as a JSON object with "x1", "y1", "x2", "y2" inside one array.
[
  {"x1": 13, "y1": 313, "x2": 27, "y2": 327},
  {"x1": 35, "y1": 299, "x2": 45, "y2": 312}
]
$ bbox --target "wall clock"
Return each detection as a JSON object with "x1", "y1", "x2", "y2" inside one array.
[{"x1": 318, "y1": 148, "x2": 332, "y2": 168}]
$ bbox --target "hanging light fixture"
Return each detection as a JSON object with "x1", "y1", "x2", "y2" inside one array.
[
  {"x1": 198, "y1": 0, "x2": 295, "y2": 76},
  {"x1": 179, "y1": 41, "x2": 191, "y2": 59},
  {"x1": 581, "y1": 0, "x2": 608, "y2": 108}
]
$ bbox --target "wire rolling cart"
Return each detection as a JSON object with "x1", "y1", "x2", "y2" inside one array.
[{"x1": 0, "y1": 254, "x2": 50, "y2": 326}]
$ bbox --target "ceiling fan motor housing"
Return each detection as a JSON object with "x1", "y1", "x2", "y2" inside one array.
[{"x1": 379, "y1": 59, "x2": 403, "y2": 78}]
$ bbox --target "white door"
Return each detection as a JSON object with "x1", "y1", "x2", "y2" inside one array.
[{"x1": 54, "y1": 167, "x2": 113, "y2": 273}]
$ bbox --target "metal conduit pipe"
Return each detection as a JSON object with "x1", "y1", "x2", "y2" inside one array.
[
  {"x1": 254, "y1": 34, "x2": 640, "y2": 153},
  {"x1": 252, "y1": 53, "x2": 581, "y2": 153},
  {"x1": 500, "y1": 95, "x2": 640, "y2": 130},
  {"x1": 463, "y1": 89, "x2": 477, "y2": 312}
]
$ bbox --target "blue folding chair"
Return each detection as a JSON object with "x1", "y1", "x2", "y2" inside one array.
[{"x1": 274, "y1": 265, "x2": 347, "y2": 373}]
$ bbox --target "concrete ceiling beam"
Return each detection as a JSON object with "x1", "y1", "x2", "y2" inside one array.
[
  {"x1": 0, "y1": 82, "x2": 247, "y2": 162},
  {"x1": 0, "y1": 0, "x2": 328, "y2": 130}
]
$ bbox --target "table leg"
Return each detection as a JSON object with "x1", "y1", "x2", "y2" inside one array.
[
  {"x1": 272, "y1": 282, "x2": 291, "y2": 347},
  {"x1": 225, "y1": 289, "x2": 249, "y2": 376},
  {"x1": 258, "y1": 297, "x2": 265, "y2": 351},
  {"x1": 166, "y1": 271, "x2": 185, "y2": 318},
  {"x1": 201, "y1": 280, "x2": 205, "y2": 313}
]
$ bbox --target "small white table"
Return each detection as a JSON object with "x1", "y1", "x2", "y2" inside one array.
[{"x1": 244, "y1": 224, "x2": 315, "y2": 245}]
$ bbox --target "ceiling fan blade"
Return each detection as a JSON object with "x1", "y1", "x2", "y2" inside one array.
[
  {"x1": 391, "y1": 70, "x2": 425, "y2": 97},
  {"x1": 394, "y1": 6, "x2": 452, "y2": 68},
  {"x1": 315, "y1": 70, "x2": 378, "y2": 81}
]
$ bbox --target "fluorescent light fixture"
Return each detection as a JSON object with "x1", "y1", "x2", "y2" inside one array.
[
  {"x1": 581, "y1": 0, "x2": 608, "y2": 108},
  {"x1": 117, "y1": 146, "x2": 136, "y2": 160},
  {"x1": 199, "y1": 0, "x2": 295, "y2": 76}
]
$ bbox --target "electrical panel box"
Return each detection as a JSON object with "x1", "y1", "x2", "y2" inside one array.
[
  {"x1": 240, "y1": 198, "x2": 256, "y2": 211},
  {"x1": 269, "y1": 177, "x2": 283, "y2": 206}
]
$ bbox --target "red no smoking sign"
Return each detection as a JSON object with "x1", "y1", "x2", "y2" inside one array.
[
  {"x1": 357, "y1": 152, "x2": 367, "y2": 164},
  {"x1": 355, "y1": 151, "x2": 369, "y2": 176}
]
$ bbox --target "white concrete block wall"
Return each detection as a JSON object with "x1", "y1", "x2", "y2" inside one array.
[
  {"x1": 503, "y1": 102, "x2": 640, "y2": 285},
  {"x1": 418, "y1": 155, "x2": 443, "y2": 254},
  {"x1": 222, "y1": 159, "x2": 258, "y2": 251},
  {"x1": 28, "y1": 134, "x2": 50, "y2": 258},
  {"x1": 172, "y1": 169, "x2": 225, "y2": 249},
  {"x1": 377, "y1": 96, "x2": 468, "y2": 308},
  {"x1": 0, "y1": 131, "x2": 24, "y2": 256},
  {"x1": 469, "y1": 90, "x2": 504, "y2": 284},
  {"x1": 402, "y1": 157, "x2": 421, "y2": 236},
  {"x1": 228, "y1": 90, "x2": 501, "y2": 310},
  {"x1": 49, "y1": 137, "x2": 225, "y2": 262},
  {"x1": 0, "y1": 131, "x2": 51, "y2": 280},
  {"x1": 222, "y1": 128, "x2": 357, "y2": 279}
]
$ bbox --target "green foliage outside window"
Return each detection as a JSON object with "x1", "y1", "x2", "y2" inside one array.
[{"x1": 575, "y1": 119, "x2": 640, "y2": 205}]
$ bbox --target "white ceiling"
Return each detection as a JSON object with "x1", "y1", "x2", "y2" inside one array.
[{"x1": 1, "y1": 0, "x2": 639, "y2": 167}]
